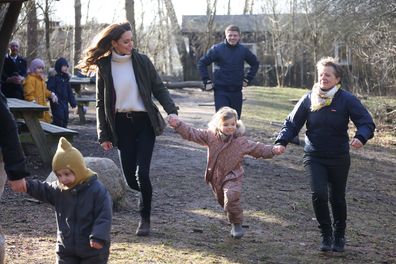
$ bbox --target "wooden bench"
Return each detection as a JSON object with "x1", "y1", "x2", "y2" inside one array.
[
  {"x1": 288, "y1": 99, "x2": 300, "y2": 104},
  {"x1": 75, "y1": 96, "x2": 95, "y2": 123},
  {"x1": 8, "y1": 98, "x2": 53, "y2": 164},
  {"x1": 19, "y1": 121, "x2": 78, "y2": 153}
]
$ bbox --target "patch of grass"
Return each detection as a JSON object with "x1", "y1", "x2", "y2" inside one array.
[
  {"x1": 243, "y1": 86, "x2": 396, "y2": 147},
  {"x1": 243, "y1": 86, "x2": 308, "y2": 124},
  {"x1": 361, "y1": 96, "x2": 396, "y2": 121}
]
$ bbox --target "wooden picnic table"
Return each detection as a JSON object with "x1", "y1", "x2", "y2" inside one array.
[
  {"x1": 70, "y1": 76, "x2": 94, "y2": 96},
  {"x1": 75, "y1": 95, "x2": 95, "y2": 123},
  {"x1": 7, "y1": 98, "x2": 52, "y2": 165}
]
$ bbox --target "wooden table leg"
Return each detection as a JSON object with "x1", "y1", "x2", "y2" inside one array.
[
  {"x1": 77, "y1": 103, "x2": 86, "y2": 124},
  {"x1": 22, "y1": 112, "x2": 52, "y2": 165}
]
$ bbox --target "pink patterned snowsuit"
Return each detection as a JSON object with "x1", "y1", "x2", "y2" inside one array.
[{"x1": 173, "y1": 120, "x2": 274, "y2": 224}]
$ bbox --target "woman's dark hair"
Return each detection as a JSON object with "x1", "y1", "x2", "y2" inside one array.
[{"x1": 76, "y1": 21, "x2": 132, "y2": 74}]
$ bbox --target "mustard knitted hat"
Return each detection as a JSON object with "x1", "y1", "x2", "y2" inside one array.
[{"x1": 52, "y1": 137, "x2": 95, "y2": 189}]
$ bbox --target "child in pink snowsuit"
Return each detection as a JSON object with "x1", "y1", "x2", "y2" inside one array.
[{"x1": 168, "y1": 106, "x2": 277, "y2": 239}]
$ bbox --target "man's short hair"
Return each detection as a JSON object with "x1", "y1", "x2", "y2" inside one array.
[{"x1": 225, "y1": 25, "x2": 240, "y2": 34}]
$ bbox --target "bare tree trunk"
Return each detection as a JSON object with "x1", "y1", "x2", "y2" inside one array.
[
  {"x1": 26, "y1": 0, "x2": 38, "y2": 61},
  {"x1": 163, "y1": 0, "x2": 189, "y2": 80},
  {"x1": 125, "y1": 0, "x2": 137, "y2": 41},
  {"x1": 85, "y1": 0, "x2": 90, "y2": 24},
  {"x1": 43, "y1": 0, "x2": 52, "y2": 64},
  {"x1": 269, "y1": 1, "x2": 284, "y2": 87},
  {"x1": 243, "y1": 0, "x2": 251, "y2": 15},
  {"x1": 291, "y1": 0, "x2": 297, "y2": 87},
  {"x1": 249, "y1": 0, "x2": 254, "y2": 14},
  {"x1": 227, "y1": 0, "x2": 231, "y2": 15},
  {"x1": 154, "y1": 0, "x2": 163, "y2": 71},
  {"x1": 164, "y1": 5, "x2": 174, "y2": 74},
  {"x1": 205, "y1": 0, "x2": 217, "y2": 52},
  {"x1": 74, "y1": 0, "x2": 82, "y2": 74}
]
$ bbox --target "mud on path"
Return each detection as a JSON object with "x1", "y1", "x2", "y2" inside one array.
[{"x1": 1, "y1": 88, "x2": 395, "y2": 263}]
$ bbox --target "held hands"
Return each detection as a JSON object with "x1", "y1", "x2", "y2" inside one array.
[
  {"x1": 202, "y1": 80, "x2": 213, "y2": 91},
  {"x1": 350, "y1": 138, "x2": 363, "y2": 149},
  {"x1": 243, "y1": 78, "x2": 249, "y2": 87},
  {"x1": 272, "y1": 145, "x2": 286, "y2": 155},
  {"x1": 167, "y1": 114, "x2": 179, "y2": 128},
  {"x1": 7, "y1": 75, "x2": 24, "y2": 85},
  {"x1": 101, "y1": 141, "x2": 113, "y2": 151},
  {"x1": 8, "y1": 178, "x2": 27, "y2": 192},
  {"x1": 90, "y1": 239, "x2": 104, "y2": 249}
]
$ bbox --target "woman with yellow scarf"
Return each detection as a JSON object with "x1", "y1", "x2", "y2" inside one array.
[{"x1": 272, "y1": 57, "x2": 375, "y2": 253}]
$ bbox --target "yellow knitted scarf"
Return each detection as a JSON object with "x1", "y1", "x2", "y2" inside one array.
[{"x1": 310, "y1": 83, "x2": 340, "y2": 112}]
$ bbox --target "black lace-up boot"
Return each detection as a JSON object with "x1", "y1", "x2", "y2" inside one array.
[
  {"x1": 320, "y1": 233, "x2": 333, "y2": 252},
  {"x1": 332, "y1": 231, "x2": 345, "y2": 252}
]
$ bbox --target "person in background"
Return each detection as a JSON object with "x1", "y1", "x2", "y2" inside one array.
[
  {"x1": 272, "y1": 57, "x2": 375, "y2": 252},
  {"x1": 0, "y1": 91, "x2": 29, "y2": 264},
  {"x1": 197, "y1": 24, "x2": 259, "y2": 118},
  {"x1": 76, "y1": 21, "x2": 179, "y2": 236},
  {"x1": 47, "y1": 57, "x2": 77, "y2": 128},
  {"x1": 23, "y1": 58, "x2": 58, "y2": 123},
  {"x1": 12, "y1": 137, "x2": 112, "y2": 264},
  {"x1": 1, "y1": 40, "x2": 27, "y2": 99},
  {"x1": 168, "y1": 107, "x2": 277, "y2": 239}
]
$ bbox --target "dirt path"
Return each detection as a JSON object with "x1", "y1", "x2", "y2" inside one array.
[{"x1": 1, "y1": 88, "x2": 395, "y2": 263}]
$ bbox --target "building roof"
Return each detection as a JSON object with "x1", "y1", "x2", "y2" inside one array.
[
  {"x1": 181, "y1": 14, "x2": 306, "y2": 34},
  {"x1": 182, "y1": 15, "x2": 267, "y2": 33}
]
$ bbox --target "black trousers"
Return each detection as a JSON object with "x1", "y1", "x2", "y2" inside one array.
[
  {"x1": 115, "y1": 112, "x2": 155, "y2": 218},
  {"x1": 303, "y1": 153, "x2": 350, "y2": 236},
  {"x1": 56, "y1": 252, "x2": 109, "y2": 264}
]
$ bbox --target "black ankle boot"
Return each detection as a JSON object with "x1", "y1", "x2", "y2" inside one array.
[
  {"x1": 320, "y1": 234, "x2": 333, "y2": 252},
  {"x1": 136, "y1": 216, "x2": 150, "y2": 236},
  {"x1": 332, "y1": 235, "x2": 345, "y2": 252}
]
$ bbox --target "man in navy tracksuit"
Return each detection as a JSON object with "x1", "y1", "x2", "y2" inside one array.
[{"x1": 198, "y1": 25, "x2": 259, "y2": 118}]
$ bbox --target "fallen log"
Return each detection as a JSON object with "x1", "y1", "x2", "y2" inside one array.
[{"x1": 165, "y1": 81, "x2": 203, "y2": 89}]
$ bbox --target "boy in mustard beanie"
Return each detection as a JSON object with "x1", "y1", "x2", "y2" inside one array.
[{"x1": 15, "y1": 137, "x2": 112, "y2": 263}]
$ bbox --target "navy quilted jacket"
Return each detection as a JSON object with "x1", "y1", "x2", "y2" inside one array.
[
  {"x1": 275, "y1": 88, "x2": 375, "y2": 156},
  {"x1": 26, "y1": 175, "x2": 112, "y2": 257}
]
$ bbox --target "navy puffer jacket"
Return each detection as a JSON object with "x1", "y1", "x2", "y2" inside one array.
[{"x1": 275, "y1": 88, "x2": 375, "y2": 156}]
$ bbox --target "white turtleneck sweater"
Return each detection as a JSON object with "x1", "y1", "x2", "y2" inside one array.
[{"x1": 111, "y1": 51, "x2": 146, "y2": 112}]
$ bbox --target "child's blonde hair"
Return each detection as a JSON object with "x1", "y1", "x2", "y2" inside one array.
[{"x1": 208, "y1": 107, "x2": 245, "y2": 135}]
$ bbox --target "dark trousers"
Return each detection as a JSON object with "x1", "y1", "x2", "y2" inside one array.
[
  {"x1": 115, "y1": 112, "x2": 156, "y2": 218},
  {"x1": 303, "y1": 153, "x2": 350, "y2": 236},
  {"x1": 52, "y1": 103, "x2": 69, "y2": 128},
  {"x1": 56, "y1": 252, "x2": 109, "y2": 264},
  {"x1": 214, "y1": 88, "x2": 243, "y2": 118}
]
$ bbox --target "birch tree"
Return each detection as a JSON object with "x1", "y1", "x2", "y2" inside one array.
[
  {"x1": 125, "y1": 0, "x2": 137, "y2": 41},
  {"x1": 74, "y1": 0, "x2": 82, "y2": 73},
  {"x1": 26, "y1": 0, "x2": 38, "y2": 61},
  {"x1": 163, "y1": 0, "x2": 189, "y2": 80}
]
